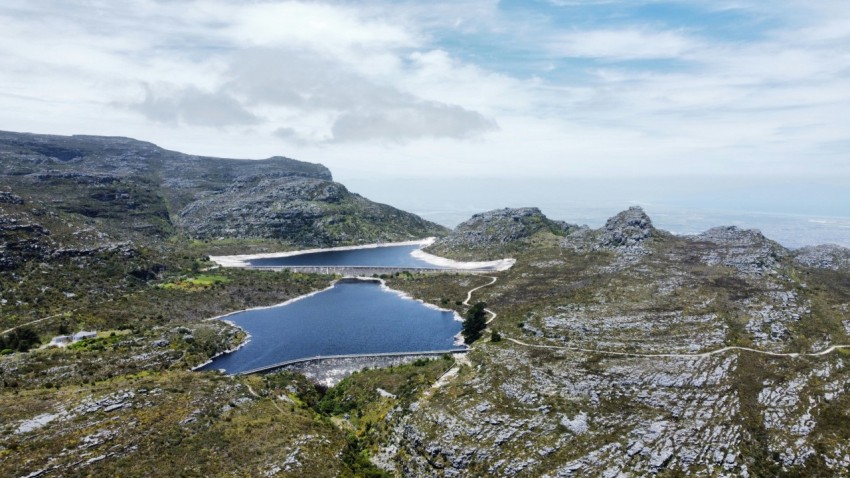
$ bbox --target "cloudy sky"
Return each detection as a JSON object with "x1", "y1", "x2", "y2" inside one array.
[{"x1": 1, "y1": 0, "x2": 849, "y2": 182}]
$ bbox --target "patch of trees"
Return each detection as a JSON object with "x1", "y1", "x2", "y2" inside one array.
[
  {"x1": 462, "y1": 301, "x2": 488, "y2": 344},
  {"x1": 0, "y1": 326, "x2": 40, "y2": 353}
]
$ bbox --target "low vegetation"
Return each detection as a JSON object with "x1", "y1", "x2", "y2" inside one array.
[{"x1": 159, "y1": 273, "x2": 231, "y2": 290}]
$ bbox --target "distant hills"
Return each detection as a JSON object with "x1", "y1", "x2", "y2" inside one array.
[{"x1": 0, "y1": 130, "x2": 447, "y2": 256}]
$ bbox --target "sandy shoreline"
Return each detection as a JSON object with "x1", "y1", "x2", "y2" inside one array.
[
  {"x1": 410, "y1": 248, "x2": 515, "y2": 271},
  {"x1": 208, "y1": 237, "x2": 515, "y2": 271}
]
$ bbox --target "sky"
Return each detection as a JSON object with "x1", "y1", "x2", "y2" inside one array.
[{"x1": 1, "y1": 0, "x2": 849, "y2": 184}]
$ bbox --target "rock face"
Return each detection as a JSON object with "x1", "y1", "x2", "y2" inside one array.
[
  {"x1": 0, "y1": 130, "x2": 447, "y2": 249},
  {"x1": 690, "y1": 226, "x2": 788, "y2": 276},
  {"x1": 0, "y1": 217, "x2": 52, "y2": 270},
  {"x1": 562, "y1": 206, "x2": 657, "y2": 256},
  {"x1": 178, "y1": 176, "x2": 443, "y2": 246},
  {"x1": 427, "y1": 207, "x2": 576, "y2": 258},
  {"x1": 794, "y1": 244, "x2": 850, "y2": 271},
  {"x1": 599, "y1": 205, "x2": 655, "y2": 249},
  {"x1": 0, "y1": 192, "x2": 23, "y2": 205}
]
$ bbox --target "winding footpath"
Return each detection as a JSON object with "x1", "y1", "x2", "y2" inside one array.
[
  {"x1": 460, "y1": 273, "x2": 850, "y2": 361},
  {"x1": 505, "y1": 338, "x2": 850, "y2": 359},
  {"x1": 429, "y1": 275, "x2": 499, "y2": 393},
  {"x1": 462, "y1": 275, "x2": 499, "y2": 324},
  {"x1": 1, "y1": 311, "x2": 75, "y2": 336}
]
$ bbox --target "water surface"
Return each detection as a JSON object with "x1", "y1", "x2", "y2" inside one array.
[
  {"x1": 246, "y1": 244, "x2": 449, "y2": 268},
  {"x1": 201, "y1": 279, "x2": 464, "y2": 374}
]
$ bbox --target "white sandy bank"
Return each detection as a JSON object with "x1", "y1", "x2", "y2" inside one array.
[{"x1": 410, "y1": 249, "x2": 515, "y2": 271}]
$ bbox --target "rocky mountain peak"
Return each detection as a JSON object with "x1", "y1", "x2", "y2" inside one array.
[
  {"x1": 467, "y1": 207, "x2": 543, "y2": 223},
  {"x1": 599, "y1": 206, "x2": 655, "y2": 248},
  {"x1": 691, "y1": 226, "x2": 788, "y2": 275},
  {"x1": 427, "y1": 207, "x2": 576, "y2": 259},
  {"x1": 605, "y1": 205, "x2": 652, "y2": 229},
  {"x1": 457, "y1": 207, "x2": 571, "y2": 240},
  {"x1": 562, "y1": 206, "x2": 656, "y2": 256}
]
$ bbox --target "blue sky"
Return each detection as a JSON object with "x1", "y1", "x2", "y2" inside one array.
[{"x1": 0, "y1": 0, "x2": 848, "y2": 182}]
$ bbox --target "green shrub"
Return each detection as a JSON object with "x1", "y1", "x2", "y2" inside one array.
[{"x1": 1, "y1": 326, "x2": 40, "y2": 352}]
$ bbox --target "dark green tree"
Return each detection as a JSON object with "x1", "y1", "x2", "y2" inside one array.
[
  {"x1": 462, "y1": 301, "x2": 488, "y2": 344},
  {"x1": 3, "y1": 326, "x2": 40, "y2": 352}
]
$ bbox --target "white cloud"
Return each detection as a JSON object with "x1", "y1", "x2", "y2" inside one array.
[
  {"x1": 0, "y1": 0, "x2": 847, "y2": 182},
  {"x1": 224, "y1": 1, "x2": 419, "y2": 53},
  {"x1": 132, "y1": 84, "x2": 260, "y2": 127},
  {"x1": 549, "y1": 29, "x2": 699, "y2": 60},
  {"x1": 330, "y1": 102, "x2": 497, "y2": 143}
]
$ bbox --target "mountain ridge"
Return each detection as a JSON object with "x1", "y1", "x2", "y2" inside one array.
[{"x1": 0, "y1": 130, "x2": 447, "y2": 252}]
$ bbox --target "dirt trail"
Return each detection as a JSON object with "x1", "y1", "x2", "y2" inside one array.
[
  {"x1": 462, "y1": 273, "x2": 850, "y2": 360},
  {"x1": 463, "y1": 275, "x2": 499, "y2": 324},
  {"x1": 506, "y1": 337, "x2": 850, "y2": 359}
]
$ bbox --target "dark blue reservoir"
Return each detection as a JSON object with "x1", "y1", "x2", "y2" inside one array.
[
  {"x1": 200, "y1": 279, "x2": 465, "y2": 374},
  {"x1": 245, "y1": 244, "x2": 445, "y2": 268}
]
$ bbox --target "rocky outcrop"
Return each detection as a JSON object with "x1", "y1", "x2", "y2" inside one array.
[
  {"x1": 0, "y1": 191, "x2": 23, "y2": 204},
  {"x1": 599, "y1": 206, "x2": 655, "y2": 249},
  {"x1": 178, "y1": 176, "x2": 446, "y2": 246},
  {"x1": 427, "y1": 207, "x2": 576, "y2": 258},
  {"x1": 794, "y1": 244, "x2": 850, "y2": 271},
  {"x1": 689, "y1": 226, "x2": 788, "y2": 275},
  {"x1": 562, "y1": 206, "x2": 657, "y2": 256},
  {"x1": 0, "y1": 218, "x2": 52, "y2": 270}
]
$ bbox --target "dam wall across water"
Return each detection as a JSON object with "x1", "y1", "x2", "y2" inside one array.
[
  {"x1": 248, "y1": 265, "x2": 496, "y2": 275},
  {"x1": 238, "y1": 349, "x2": 467, "y2": 375}
]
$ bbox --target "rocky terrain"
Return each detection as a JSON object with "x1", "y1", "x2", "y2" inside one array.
[
  {"x1": 562, "y1": 205, "x2": 662, "y2": 253},
  {"x1": 427, "y1": 207, "x2": 578, "y2": 260},
  {"x1": 0, "y1": 130, "x2": 446, "y2": 251},
  {"x1": 380, "y1": 206, "x2": 850, "y2": 477},
  {"x1": 178, "y1": 175, "x2": 442, "y2": 246},
  {"x1": 794, "y1": 244, "x2": 850, "y2": 271},
  {"x1": 4, "y1": 131, "x2": 850, "y2": 477}
]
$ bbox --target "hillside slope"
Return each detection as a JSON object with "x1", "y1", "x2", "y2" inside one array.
[
  {"x1": 382, "y1": 206, "x2": 850, "y2": 477},
  {"x1": 0, "y1": 130, "x2": 447, "y2": 250}
]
